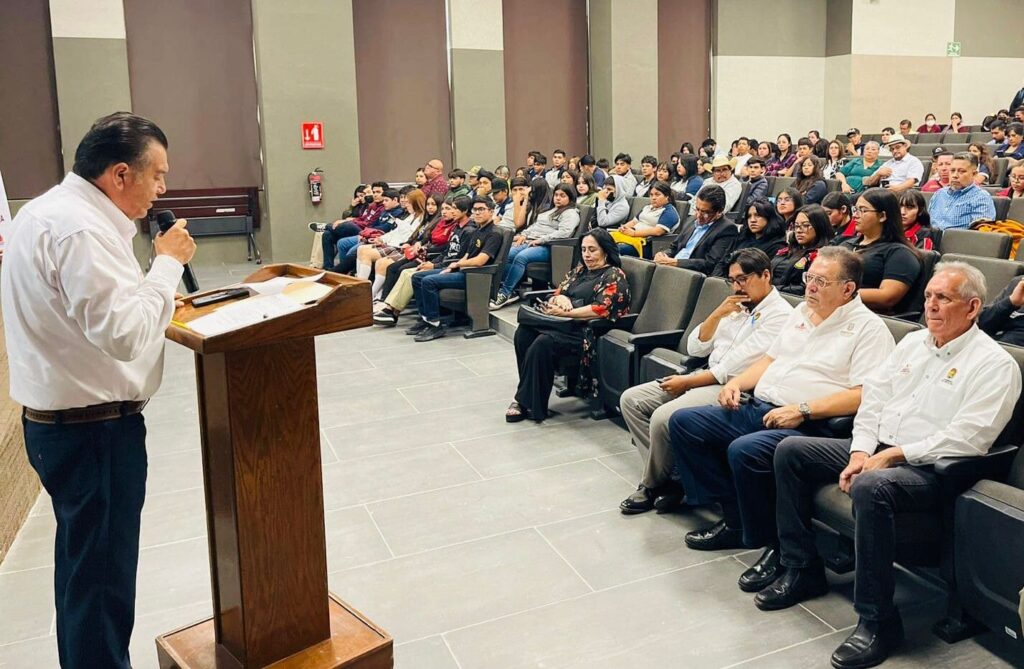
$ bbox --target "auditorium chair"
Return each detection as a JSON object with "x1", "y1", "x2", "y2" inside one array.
[
  {"x1": 994, "y1": 196, "x2": 1012, "y2": 221},
  {"x1": 726, "y1": 182, "x2": 751, "y2": 219},
  {"x1": 952, "y1": 434, "x2": 1024, "y2": 647},
  {"x1": 437, "y1": 226, "x2": 514, "y2": 338},
  {"x1": 1010, "y1": 199, "x2": 1024, "y2": 225},
  {"x1": 941, "y1": 254, "x2": 1024, "y2": 300},
  {"x1": 770, "y1": 177, "x2": 795, "y2": 197},
  {"x1": 994, "y1": 158, "x2": 1010, "y2": 188},
  {"x1": 811, "y1": 340, "x2": 1024, "y2": 644},
  {"x1": 627, "y1": 196, "x2": 650, "y2": 222},
  {"x1": 969, "y1": 131, "x2": 994, "y2": 144},
  {"x1": 893, "y1": 249, "x2": 939, "y2": 322},
  {"x1": 673, "y1": 199, "x2": 690, "y2": 223},
  {"x1": 637, "y1": 277, "x2": 733, "y2": 383},
  {"x1": 523, "y1": 205, "x2": 593, "y2": 289},
  {"x1": 940, "y1": 229, "x2": 1012, "y2": 259},
  {"x1": 593, "y1": 265, "x2": 705, "y2": 416}
]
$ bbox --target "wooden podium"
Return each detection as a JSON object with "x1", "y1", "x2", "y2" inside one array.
[{"x1": 155, "y1": 264, "x2": 392, "y2": 669}]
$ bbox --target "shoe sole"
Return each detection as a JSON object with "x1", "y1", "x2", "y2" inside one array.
[
  {"x1": 754, "y1": 584, "x2": 829, "y2": 611},
  {"x1": 619, "y1": 504, "x2": 654, "y2": 515},
  {"x1": 738, "y1": 575, "x2": 778, "y2": 593}
]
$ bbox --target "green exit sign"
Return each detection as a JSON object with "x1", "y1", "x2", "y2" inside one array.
[{"x1": 946, "y1": 41, "x2": 961, "y2": 57}]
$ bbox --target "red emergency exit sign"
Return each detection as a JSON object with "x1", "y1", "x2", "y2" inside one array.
[{"x1": 301, "y1": 122, "x2": 324, "y2": 149}]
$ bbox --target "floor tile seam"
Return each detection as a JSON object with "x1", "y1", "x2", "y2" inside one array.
[
  {"x1": 439, "y1": 634, "x2": 467, "y2": 669},
  {"x1": 594, "y1": 455, "x2": 640, "y2": 486},
  {"x1": 533, "y1": 528, "x2": 597, "y2": 593},
  {"x1": 0, "y1": 630, "x2": 56, "y2": 649},
  {"x1": 0, "y1": 563, "x2": 52, "y2": 577},
  {"x1": 138, "y1": 534, "x2": 206, "y2": 554},
  {"x1": 798, "y1": 602, "x2": 838, "y2": 632},
  {"x1": 391, "y1": 370, "x2": 519, "y2": 394},
  {"x1": 717, "y1": 625, "x2": 855, "y2": 669},
  {"x1": 320, "y1": 428, "x2": 340, "y2": 463},
  {"x1": 446, "y1": 442, "x2": 487, "y2": 481},
  {"x1": 444, "y1": 414, "x2": 594, "y2": 446},
  {"x1": 363, "y1": 504, "x2": 396, "y2": 559},
  {"x1": 392, "y1": 386, "x2": 423, "y2": 416}
]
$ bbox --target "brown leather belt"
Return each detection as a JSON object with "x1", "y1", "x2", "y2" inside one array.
[{"x1": 23, "y1": 400, "x2": 148, "y2": 425}]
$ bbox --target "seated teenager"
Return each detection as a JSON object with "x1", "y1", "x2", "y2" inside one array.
[
  {"x1": 771, "y1": 205, "x2": 832, "y2": 296},
  {"x1": 447, "y1": 169, "x2": 472, "y2": 198},
  {"x1": 668, "y1": 247, "x2": 893, "y2": 593},
  {"x1": 838, "y1": 187, "x2": 922, "y2": 315},
  {"x1": 310, "y1": 184, "x2": 370, "y2": 233},
  {"x1": 792, "y1": 156, "x2": 828, "y2": 205},
  {"x1": 594, "y1": 175, "x2": 630, "y2": 229},
  {"x1": 822, "y1": 191, "x2": 856, "y2": 241},
  {"x1": 320, "y1": 181, "x2": 386, "y2": 269},
  {"x1": 615, "y1": 182, "x2": 680, "y2": 258},
  {"x1": 782, "y1": 137, "x2": 815, "y2": 177},
  {"x1": 672, "y1": 156, "x2": 704, "y2": 199},
  {"x1": 506, "y1": 229, "x2": 631, "y2": 423},
  {"x1": 714, "y1": 199, "x2": 787, "y2": 276},
  {"x1": 352, "y1": 189, "x2": 427, "y2": 283},
  {"x1": 406, "y1": 197, "x2": 504, "y2": 341},
  {"x1": 998, "y1": 163, "x2": 1024, "y2": 199},
  {"x1": 619, "y1": 248, "x2": 793, "y2": 514},
  {"x1": 575, "y1": 172, "x2": 599, "y2": 207},
  {"x1": 995, "y1": 122, "x2": 1024, "y2": 161},
  {"x1": 653, "y1": 184, "x2": 736, "y2": 275},
  {"x1": 899, "y1": 189, "x2": 940, "y2": 251},
  {"x1": 980, "y1": 273, "x2": 1024, "y2": 346},
  {"x1": 634, "y1": 155, "x2": 658, "y2": 197},
  {"x1": 374, "y1": 196, "x2": 473, "y2": 326},
  {"x1": 775, "y1": 187, "x2": 804, "y2": 230},
  {"x1": 766, "y1": 262, "x2": 1020, "y2": 669},
  {"x1": 742, "y1": 158, "x2": 769, "y2": 209},
  {"x1": 559, "y1": 169, "x2": 578, "y2": 186},
  {"x1": 968, "y1": 142, "x2": 995, "y2": 185},
  {"x1": 766, "y1": 134, "x2": 796, "y2": 176},
  {"x1": 490, "y1": 184, "x2": 580, "y2": 309},
  {"x1": 611, "y1": 153, "x2": 638, "y2": 196},
  {"x1": 367, "y1": 193, "x2": 446, "y2": 303},
  {"x1": 332, "y1": 188, "x2": 405, "y2": 271},
  {"x1": 491, "y1": 178, "x2": 514, "y2": 228}
]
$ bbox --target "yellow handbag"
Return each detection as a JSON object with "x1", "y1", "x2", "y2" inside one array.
[{"x1": 610, "y1": 229, "x2": 644, "y2": 255}]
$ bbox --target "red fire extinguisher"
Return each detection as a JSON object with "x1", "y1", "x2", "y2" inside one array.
[{"x1": 308, "y1": 168, "x2": 323, "y2": 204}]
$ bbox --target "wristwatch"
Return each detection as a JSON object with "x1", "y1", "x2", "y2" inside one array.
[{"x1": 798, "y1": 402, "x2": 812, "y2": 420}]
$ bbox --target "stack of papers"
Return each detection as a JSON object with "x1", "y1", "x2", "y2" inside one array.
[{"x1": 187, "y1": 272, "x2": 332, "y2": 336}]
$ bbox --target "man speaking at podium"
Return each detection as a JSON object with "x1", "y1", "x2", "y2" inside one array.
[{"x1": 1, "y1": 112, "x2": 195, "y2": 668}]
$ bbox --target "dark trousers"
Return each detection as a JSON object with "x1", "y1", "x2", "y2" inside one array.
[
  {"x1": 774, "y1": 436, "x2": 941, "y2": 622},
  {"x1": 23, "y1": 413, "x2": 148, "y2": 669},
  {"x1": 667, "y1": 399, "x2": 806, "y2": 548},
  {"x1": 410, "y1": 268, "x2": 466, "y2": 323},
  {"x1": 321, "y1": 221, "x2": 360, "y2": 269},
  {"x1": 513, "y1": 324, "x2": 578, "y2": 419},
  {"x1": 382, "y1": 257, "x2": 419, "y2": 298}
]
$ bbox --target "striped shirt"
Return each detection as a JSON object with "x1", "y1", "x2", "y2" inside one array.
[{"x1": 928, "y1": 183, "x2": 997, "y2": 230}]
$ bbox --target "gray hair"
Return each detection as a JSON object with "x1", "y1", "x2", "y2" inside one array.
[
  {"x1": 864, "y1": 140, "x2": 880, "y2": 150},
  {"x1": 815, "y1": 246, "x2": 864, "y2": 288},
  {"x1": 952, "y1": 151, "x2": 979, "y2": 168},
  {"x1": 933, "y1": 261, "x2": 987, "y2": 302}
]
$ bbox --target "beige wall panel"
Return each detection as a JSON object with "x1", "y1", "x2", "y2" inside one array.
[
  {"x1": 451, "y1": 49, "x2": 508, "y2": 170},
  {"x1": 713, "y1": 56, "x2": 824, "y2": 145},
  {"x1": 954, "y1": 0, "x2": 1024, "y2": 59},
  {"x1": 49, "y1": 0, "x2": 125, "y2": 39},
  {"x1": 717, "y1": 0, "x2": 825, "y2": 57},
  {"x1": 823, "y1": 55, "x2": 852, "y2": 139},
  {"x1": 449, "y1": 0, "x2": 503, "y2": 50},
  {"x1": 609, "y1": 0, "x2": 659, "y2": 158},
  {"x1": 588, "y1": 0, "x2": 614, "y2": 160},
  {"x1": 851, "y1": 0, "x2": 955, "y2": 56},
  {"x1": 51, "y1": 37, "x2": 132, "y2": 172},
  {"x1": 951, "y1": 57, "x2": 1024, "y2": 123},
  {"x1": 252, "y1": 0, "x2": 361, "y2": 263},
  {"x1": 849, "y1": 55, "x2": 952, "y2": 134}
]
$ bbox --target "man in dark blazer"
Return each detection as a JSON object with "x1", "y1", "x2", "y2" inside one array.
[{"x1": 653, "y1": 184, "x2": 737, "y2": 275}]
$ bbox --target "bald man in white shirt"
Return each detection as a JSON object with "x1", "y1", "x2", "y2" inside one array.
[
  {"x1": 1, "y1": 112, "x2": 195, "y2": 669},
  {"x1": 762, "y1": 262, "x2": 1022, "y2": 669}
]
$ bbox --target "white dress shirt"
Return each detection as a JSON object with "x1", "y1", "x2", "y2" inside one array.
[
  {"x1": 755, "y1": 296, "x2": 895, "y2": 406},
  {"x1": 850, "y1": 325, "x2": 1022, "y2": 465},
  {"x1": 1, "y1": 172, "x2": 183, "y2": 410},
  {"x1": 686, "y1": 288, "x2": 793, "y2": 384}
]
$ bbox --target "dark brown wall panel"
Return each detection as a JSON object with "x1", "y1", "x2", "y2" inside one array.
[
  {"x1": 658, "y1": 0, "x2": 712, "y2": 158},
  {"x1": 352, "y1": 0, "x2": 452, "y2": 183},
  {"x1": 503, "y1": 0, "x2": 589, "y2": 167},
  {"x1": 0, "y1": 0, "x2": 63, "y2": 199},
  {"x1": 124, "y1": 0, "x2": 263, "y2": 190}
]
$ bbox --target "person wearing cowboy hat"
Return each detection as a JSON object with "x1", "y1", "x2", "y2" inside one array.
[
  {"x1": 862, "y1": 134, "x2": 923, "y2": 194},
  {"x1": 706, "y1": 155, "x2": 743, "y2": 212}
]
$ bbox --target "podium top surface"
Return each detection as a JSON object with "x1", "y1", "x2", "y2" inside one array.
[{"x1": 165, "y1": 263, "x2": 371, "y2": 354}]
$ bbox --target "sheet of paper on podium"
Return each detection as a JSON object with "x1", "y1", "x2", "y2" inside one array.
[{"x1": 187, "y1": 272, "x2": 332, "y2": 336}]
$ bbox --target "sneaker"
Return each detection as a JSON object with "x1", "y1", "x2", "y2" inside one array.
[
  {"x1": 488, "y1": 293, "x2": 509, "y2": 311},
  {"x1": 405, "y1": 320, "x2": 430, "y2": 336},
  {"x1": 308, "y1": 221, "x2": 326, "y2": 232},
  {"x1": 503, "y1": 292, "x2": 522, "y2": 307},
  {"x1": 372, "y1": 309, "x2": 398, "y2": 327},
  {"x1": 413, "y1": 324, "x2": 446, "y2": 342}
]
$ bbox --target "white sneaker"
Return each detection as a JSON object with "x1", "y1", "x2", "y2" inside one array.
[{"x1": 308, "y1": 221, "x2": 326, "y2": 232}]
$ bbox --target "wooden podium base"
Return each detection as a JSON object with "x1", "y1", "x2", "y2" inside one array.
[{"x1": 156, "y1": 595, "x2": 392, "y2": 669}]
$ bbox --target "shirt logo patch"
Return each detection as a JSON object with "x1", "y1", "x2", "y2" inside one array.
[
  {"x1": 898, "y1": 363, "x2": 912, "y2": 375},
  {"x1": 947, "y1": 367, "x2": 957, "y2": 379},
  {"x1": 840, "y1": 322, "x2": 856, "y2": 336},
  {"x1": 940, "y1": 367, "x2": 958, "y2": 387},
  {"x1": 795, "y1": 258, "x2": 807, "y2": 270}
]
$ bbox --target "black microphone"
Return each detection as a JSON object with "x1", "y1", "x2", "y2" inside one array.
[{"x1": 155, "y1": 210, "x2": 200, "y2": 293}]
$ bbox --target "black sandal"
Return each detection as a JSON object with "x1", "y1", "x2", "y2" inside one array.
[{"x1": 505, "y1": 401, "x2": 527, "y2": 423}]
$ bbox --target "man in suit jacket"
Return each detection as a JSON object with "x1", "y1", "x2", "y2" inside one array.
[{"x1": 653, "y1": 184, "x2": 738, "y2": 275}]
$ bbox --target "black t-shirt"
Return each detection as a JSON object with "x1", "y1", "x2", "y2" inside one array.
[
  {"x1": 462, "y1": 223, "x2": 504, "y2": 265},
  {"x1": 441, "y1": 221, "x2": 477, "y2": 263},
  {"x1": 979, "y1": 277, "x2": 1024, "y2": 346},
  {"x1": 839, "y1": 238, "x2": 920, "y2": 290}
]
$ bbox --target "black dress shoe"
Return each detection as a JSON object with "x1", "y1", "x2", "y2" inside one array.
[
  {"x1": 754, "y1": 565, "x2": 829, "y2": 610},
  {"x1": 619, "y1": 486, "x2": 657, "y2": 514},
  {"x1": 738, "y1": 545, "x2": 781, "y2": 592},
  {"x1": 684, "y1": 520, "x2": 745, "y2": 551},
  {"x1": 831, "y1": 614, "x2": 904, "y2": 669},
  {"x1": 652, "y1": 483, "x2": 687, "y2": 513}
]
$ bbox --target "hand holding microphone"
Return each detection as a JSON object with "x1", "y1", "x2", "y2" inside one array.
[{"x1": 154, "y1": 210, "x2": 199, "y2": 292}]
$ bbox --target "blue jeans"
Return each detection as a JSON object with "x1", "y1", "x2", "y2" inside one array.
[
  {"x1": 667, "y1": 399, "x2": 807, "y2": 548},
  {"x1": 321, "y1": 221, "x2": 360, "y2": 268},
  {"x1": 411, "y1": 267, "x2": 467, "y2": 324},
  {"x1": 24, "y1": 413, "x2": 148, "y2": 669},
  {"x1": 499, "y1": 243, "x2": 550, "y2": 295},
  {"x1": 335, "y1": 236, "x2": 361, "y2": 264}
]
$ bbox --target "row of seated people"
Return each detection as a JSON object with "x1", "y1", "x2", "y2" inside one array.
[{"x1": 502, "y1": 240, "x2": 1024, "y2": 668}]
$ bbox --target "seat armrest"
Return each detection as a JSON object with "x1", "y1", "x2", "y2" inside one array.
[
  {"x1": 583, "y1": 314, "x2": 638, "y2": 338},
  {"x1": 627, "y1": 329, "x2": 686, "y2": 351},
  {"x1": 461, "y1": 265, "x2": 498, "y2": 275},
  {"x1": 933, "y1": 444, "x2": 1020, "y2": 497},
  {"x1": 825, "y1": 416, "x2": 855, "y2": 438},
  {"x1": 891, "y1": 310, "x2": 922, "y2": 322},
  {"x1": 546, "y1": 238, "x2": 577, "y2": 247},
  {"x1": 521, "y1": 289, "x2": 557, "y2": 302}
]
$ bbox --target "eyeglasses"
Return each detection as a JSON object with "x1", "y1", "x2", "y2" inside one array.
[
  {"x1": 852, "y1": 206, "x2": 877, "y2": 216},
  {"x1": 802, "y1": 272, "x2": 847, "y2": 289},
  {"x1": 471, "y1": 207, "x2": 489, "y2": 213},
  {"x1": 729, "y1": 272, "x2": 756, "y2": 287},
  {"x1": 792, "y1": 223, "x2": 813, "y2": 231}
]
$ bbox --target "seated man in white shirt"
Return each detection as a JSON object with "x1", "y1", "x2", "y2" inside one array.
[
  {"x1": 704, "y1": 155, "x2": 743, "y2": 212},
  {"x1": 619, "y1": 249, "x2": 793, "y2": 514},
  {"x1": 761, "y1": 261, "x2": 1022, "y2": 669},
  {"x1": 667, "y1": 247, "x2": 895, "y2": 589},
  {"x1": 862, "y1": 134, "x2": 924, "y2": 194}
]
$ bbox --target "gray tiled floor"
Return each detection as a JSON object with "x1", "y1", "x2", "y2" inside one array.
[{"x1": 1, "y1": 261, "x2": 1021, "y2": 668}]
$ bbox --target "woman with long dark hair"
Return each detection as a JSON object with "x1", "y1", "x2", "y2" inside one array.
[
  {"x1": 771, "y1": 204, "x2": 832, "y2": 296},
  {"x1": 775, "y1": 186, "x2": 804, "y2": 229},
  {"x1": 715, "y1": 199, "x2": 787, "y2": 275},
  {"x1": 898, "y1": 189, "x2": 941, "y2": 251},
  {"x1": 767, "y1": 133, "x2": 797, "y2": 176},
  {"x1": 792, "y1": 156, "x2": 828, "y2": 204},
  {"x1": 672, "y1": 155, "x2": 704, "y2": 199},
  {"x1": 507, "y1": 228, "x2": 631, "y2": 422},
  {"x1": 838, "y1": 187, "x2": 922, "y2": 314}
]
